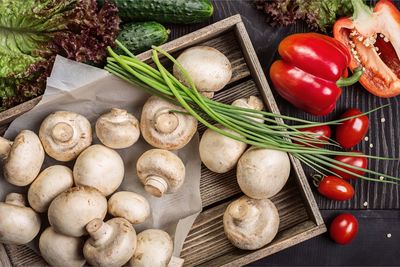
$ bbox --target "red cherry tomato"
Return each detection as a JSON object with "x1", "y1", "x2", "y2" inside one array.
[
  {"x1": 329, "y1": 213, "x2": 358, "y2": 245},
  {"x1": 330, "y1": 152, "x2": 368, "y2": 179},
  {"x1": 295, "y1": 125, "x2": 331, "y2": 148},
  {"x1": 336, "y1": 108, "x2": 369, "y2": 149},
  {"x1": 317, "y1": 176, "x2": 354, "y2": 201}
]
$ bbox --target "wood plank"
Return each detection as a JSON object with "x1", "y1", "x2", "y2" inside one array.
[
  {"x1": 181, "y1": 185, "x2": 311, "y2": 266},
  {"x1": 0, "y1": 244, "x2": 12, "y2": 267}
]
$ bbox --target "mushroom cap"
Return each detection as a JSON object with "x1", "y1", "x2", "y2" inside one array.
[
  {"x1": 28, "y1": 165, "x2": 74, "y2": 212},
  {"x1": 128, "y1": 229, "x2": 173, "y2": 267},
  {"x1": 4, "y1": 130, "x2": 44, "y2": 186},
  {"x1": 223, "y1": 196, "x2": 279, "y2": 250},
  {"x1": 0, "y1": 193, "x2": 41, "y2": 244},
  {"x1": 232, "y1": 96, "x2": 265, "y2": 123},
  {"x1": 48, "y1": 186, "x2": 107, "y2": 237},
  {"x1": 140, "y1": 96, "x2": 197, "y2": 150},
  {"x1": 96, "y1": 108, "x2": 140, "y2": 149},
  {"x1": 237, "y1": 148, "x2": 290, "y2": 199},
  {"x1": 39, "y1": 227, "x2": 86, "y2": 267},
  {"x1": 199, "y1": 125, "x2": 247, "y2": 173},
  {"x1": 73, "y1": 144, "x2": 125, "y2": 196},
  {"x1": 39, "y1": 111, "x2": 92, "y2": 161},
  {"x1": 108, "y1": 191, "x2": 150, "y2": 224},
  {"x1": 136, "y1": 149, "x2": 185, "y2": 197},
  {"x1": 173, "y1": 46, "x2": 232, "y2": 93},
  {"x1": 84, "y1": 217, "x2": 137, "y2": 267}
]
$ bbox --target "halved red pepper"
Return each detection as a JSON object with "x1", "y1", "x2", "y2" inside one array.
[
  {"x1": 334, "y1": 0, "x2": 400, "y2": 97},
  {"x1": 270, "y1": 33, "x2": 362, "y2": 116}
]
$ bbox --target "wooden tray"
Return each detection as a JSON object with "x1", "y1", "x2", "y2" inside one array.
[{"x1": 0, "y1": 15, "x2": 326, "y2": 267}]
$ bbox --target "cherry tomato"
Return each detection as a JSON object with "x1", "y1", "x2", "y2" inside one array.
[
  {"x1": 330, "y1": 152, "x2": 368, "y2": 179},
  {"x1": 317, "y1": 176, "x2": 354, "y2": 201},
  {"x1": 295, "y1": 125, "x2": 331, "y2": 148},
  {"x1": 335, "y1": 108, "x2": 369, "y2": 149},
  {"x1": 329, "y1": 213, "x2": 358, "y2": 245}
]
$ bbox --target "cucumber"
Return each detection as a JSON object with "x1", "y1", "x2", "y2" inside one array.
[
  {"x1": 117, "y1": 22, "x2": 170, "y2": 55},
  {"x1": 103, "y1": 0, "x2": 213, "y2": 24}
]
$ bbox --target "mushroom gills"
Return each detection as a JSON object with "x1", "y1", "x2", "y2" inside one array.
[
  {"x1": 96, "y1": 108, "x2": 140, "y2": 149},
  {"x1": 140, "y1": 96, "x2": 197, "y2": 150},
  {"x1": 39, "y1": 111, "x2": 92, "y2": 161},
  {"x1": 136, "y1": 149, "x2": 186, "y2": 197}
]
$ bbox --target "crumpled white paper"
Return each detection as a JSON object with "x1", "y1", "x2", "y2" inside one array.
[{"x1": 0, "y1": 56, "x2": 202, "y2": 256}]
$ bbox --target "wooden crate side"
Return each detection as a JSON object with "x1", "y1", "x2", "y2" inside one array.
[
  {"x1": 233, "y1": 21, "x2": 324, "y2": 226},
  {"x1": 202, "y1": 222, "x2": 326, "y2": 267},
  {"x1": 137, "y1": 15, "x2": 242, "y2": 62}
]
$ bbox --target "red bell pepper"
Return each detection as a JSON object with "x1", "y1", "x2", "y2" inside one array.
[
  {"x1": 270, "y1": 33, "x2": 362, "y2": 116},
  {"x1": 334, "y1": 0, "x2": 400, "y2": 98}
]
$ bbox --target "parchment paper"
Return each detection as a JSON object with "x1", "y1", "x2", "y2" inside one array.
[{"x1": 0, "y1": 56, "x2": 202, "y2": 256}]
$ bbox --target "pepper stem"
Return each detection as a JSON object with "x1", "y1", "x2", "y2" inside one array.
[
  {"x1": 336, "y1": 68, "x2": 363, "y2": 87},
  {"x1": 351, "y1": 0, "x2": 373, "y2": 19}
]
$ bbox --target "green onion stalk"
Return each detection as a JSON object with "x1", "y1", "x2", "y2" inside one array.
[{"x1": 105, "y1": 40, "x2": 399, "y2": 184}]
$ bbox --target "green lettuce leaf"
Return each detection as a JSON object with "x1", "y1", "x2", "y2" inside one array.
[{"x1": 0, "y1": 0, "x2": 120, "y2": 110}]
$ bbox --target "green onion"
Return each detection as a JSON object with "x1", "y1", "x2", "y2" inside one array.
[{"x1": 105, "y1": 41, "x2": 399, "y2": 184}]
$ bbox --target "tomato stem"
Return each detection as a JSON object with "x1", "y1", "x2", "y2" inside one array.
[{"x1": 336, "y1": 68, "x2": 363, "y2": 87}]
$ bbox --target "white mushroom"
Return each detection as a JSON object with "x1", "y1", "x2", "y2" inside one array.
[
  {"x1": 223, "y1": 196, "x2": 279, "y2": 250},
  {"x1": 0, "y1": 193, "x2": 41, "y2": 244},
  {"x1": 136, "y1": 149, "x2": 185, "y2": 197},
  {"x1": 199, "y1": 125, "x2": 246, "y2": 173},
  {"x1": 199, "y1": 96, "x2": 264, "y2": 173},
  {"x1": 48, "y1": 186, "x2": 107, "y2": 237},
  {"x1": 95, "y1": 108, "x2": 140, "y2": 149},
  {"x1": 73, "y1": 144, "x2": 124, "y2": 196},
  {"x1": 237, "y1": 148, "x2": 290, "y2": 199},
  {"x1": 0, "y1": 130, "x2": 44, "y2": 186},
  {"x1": 83, "y1": 218, "x2": 137, "y2": 267},
  {"x1": 28, "y1": 165, "x2": 74, "y2": 213},
  {"x1": 128, "y1": 229, "x2": 173, "y2": 267},
  {"x1": 108, "y1": 191, "x2": 150, "y2": 224},
  {"x1": 232, "y1": 96, "x2": 265, "y2": 123},
  {"x1": 173, "y1": 46, "x2": 232, "y2": 98},
  {"x1": 39, "y1": 111, "x2": 92, "y2": 161},
  {"x1": 140, "y1": 96, "x2": 197, "y2": 150},
  {"x1": 39, "y1": 227, "x2": 86, "y2": 267}
]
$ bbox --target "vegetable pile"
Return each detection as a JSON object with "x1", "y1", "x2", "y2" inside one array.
[
  {"x1": 0, "y1": 0, "x2": 120, "y2": 110},
  {"x1": 0, "y1": 107, "x2": 183, "y2": 266}
]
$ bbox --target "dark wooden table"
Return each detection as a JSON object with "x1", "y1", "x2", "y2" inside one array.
[{"x1": 165, "y1": 0, "x2": 400, "y2": 265}]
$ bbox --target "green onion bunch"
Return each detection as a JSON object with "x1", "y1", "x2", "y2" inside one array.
[{"x1": 105, "y1": 40, "x2": 398, "y2": 184}]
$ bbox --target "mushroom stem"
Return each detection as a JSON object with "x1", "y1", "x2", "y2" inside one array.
[
  {"x1": 0, "y1": 137, "x2": 13, "y2": 158},
  {"x1": 154, "y1": 110, "x2": 179, "y2": 134},
  {"x1": 5, "y1": 193, "x2": 26, "y2": 207},
  {"x1": 51, "y1": 122, "x2": 74, "y2": 143},
  {"x1": 228, "y1": 200, "x2": 260, "y2": 227},
  {"x1": 144, "y1": 175, "x2": 168, "y2": 197},
  {"x1": 86, "y1": 219, "x2": 114, "y2": 247}
]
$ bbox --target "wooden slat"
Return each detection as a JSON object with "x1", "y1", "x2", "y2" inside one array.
[
  {"x1": 234, "y1": 21, "x2": 324, "y2": 226},
  {"x1": 0, "y1": 245, "x2": 12, "y2": 267},
  {"x1": 181, "y1": 185, "x2": 310, "y2": 266}
]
